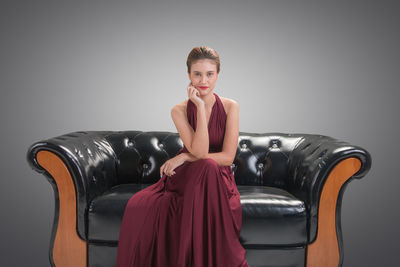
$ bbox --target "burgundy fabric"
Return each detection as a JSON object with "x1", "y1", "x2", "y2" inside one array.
[{"x1": 116, "y1": 92, "x2": 249, "y2": 267}]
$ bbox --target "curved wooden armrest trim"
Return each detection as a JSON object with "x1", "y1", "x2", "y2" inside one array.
[
  {"x1": 306, "y1": 157, "x2": 362, "y2": 267},
  {"x1": 37, "y1": 150, "x2": 86, "y2": 267}
]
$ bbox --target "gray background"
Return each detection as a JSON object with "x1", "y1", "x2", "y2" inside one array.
[{"x1": 1, "y1": 0, "x2": 399, "y2": 266}]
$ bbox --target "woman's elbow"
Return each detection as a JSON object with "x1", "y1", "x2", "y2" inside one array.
[
  {"x1": 189, "y1": 143, "x2": 205, "y2": 158},
  {"x1": 226, "y1": 154, "x2": 236, "y2": 166},
  {"x1": 195, "y1": 151, "x2": 208, "y2": 159},
  {"x1": 191, "y1": 148, "x2": 208, "y2": 159}
]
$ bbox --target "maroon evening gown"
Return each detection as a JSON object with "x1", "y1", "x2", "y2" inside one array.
[{"x1": 115, "y1": 92, "x2": 249, "y2": 267}]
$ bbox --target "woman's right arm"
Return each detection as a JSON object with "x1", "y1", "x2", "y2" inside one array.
[
  {"x1": 191, "y1": 102, "x2": 209, "y2": 157},
  {"x1": 171, "y1": 103, "x2": 209, "y2": 159},
  {"x1": 181, "y1": 152, "x2": 201, "y2": 162}
]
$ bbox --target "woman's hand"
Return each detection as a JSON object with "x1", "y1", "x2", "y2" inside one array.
[
  {"x1": 187, "y1": 81, "x2": 204, "y2": 107},
  {"x1": 160, "y1": 155, "x2": 186, "y2": 177}
]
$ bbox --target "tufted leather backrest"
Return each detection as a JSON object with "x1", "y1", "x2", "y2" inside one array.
[
  {"x1": 104, "y1": 131, "x2": 309, "y2": 190},
  {"x1": 29, "y1": 130, "x2": 369, "y2": 195}
]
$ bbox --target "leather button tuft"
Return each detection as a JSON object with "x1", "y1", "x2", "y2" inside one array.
[
  {"x1": 127, "y1": 140, "x2": 134, "y2": 147},
  {"x1": 241, "y1": 143, "x2": 247, "y2": 149},
  {"x1": 258, "y1": 163, "x2": 264, "y2": 168},
  {"x1": 75, "y1": 149, "x2": 83, "y2": 158}
]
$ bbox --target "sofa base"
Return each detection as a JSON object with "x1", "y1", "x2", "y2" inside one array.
[
  {"x1": 88, "y1": 243, "x2": 117, "y2": 267},
  {"x1": 88, "y1": 242, "x2": 306, "y2": 267}
]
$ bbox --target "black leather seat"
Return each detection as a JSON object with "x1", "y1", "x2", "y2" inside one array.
[
  {"x1": 88, "y1": 184, "x2": 307, "y2": 246},
  {"x1": 26, "y1": 131, "x2": 372, "y2": 267}
]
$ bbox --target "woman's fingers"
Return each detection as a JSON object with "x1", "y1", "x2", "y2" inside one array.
[
  {"x1": 165, "y1": 164, "x2": 176, "y2": 176},
  {"x1": 162, "y1": 162, "x2": 173, "y2": 176},
  {"x1": 160, "y1": 163, "x2": 167, "y2": 176},
  {"x1": 188, "y1": 83, "x2": 197, "y2": 97},
  {"x1": 161, "y1": 162, "x2": 177, "y2": 176}
]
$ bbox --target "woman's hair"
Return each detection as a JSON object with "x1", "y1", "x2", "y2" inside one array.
[{"x1": 186, "y1": 46, "x2": 220, "y2": 74}]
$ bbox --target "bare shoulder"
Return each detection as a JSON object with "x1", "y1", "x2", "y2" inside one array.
[
  {"x1": 171, "y1": 99, "x2": 188, "y2": 116},
  {"x1": 219, "y1": 96, "x2": 238, "y2": 114}
]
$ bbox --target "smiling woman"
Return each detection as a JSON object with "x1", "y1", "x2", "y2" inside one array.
[{"x1": 115, "y1": 46, "x2": 248, "y2": 267}]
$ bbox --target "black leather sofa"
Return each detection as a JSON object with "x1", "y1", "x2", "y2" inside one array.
[{"x1": 26, "y1": 131, "x2": 371, "y2": 267}]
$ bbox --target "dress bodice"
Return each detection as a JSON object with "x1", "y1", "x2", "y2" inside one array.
[{"x1": 177, "y1": 92, "x2": 227, "y2": 154}]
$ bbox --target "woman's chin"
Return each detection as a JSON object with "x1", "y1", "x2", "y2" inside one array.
[{"x1": 199, "y1": 88, "x2": 212, "y2": 94}]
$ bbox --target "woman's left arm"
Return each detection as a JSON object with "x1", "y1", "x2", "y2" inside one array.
[{"x1": 204, "y1": 100, "x2": 239, "y2": 166}]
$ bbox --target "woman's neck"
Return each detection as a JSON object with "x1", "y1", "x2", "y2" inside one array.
[{"x1": 200, "y1": 93, "x2": 216, "y2": 109}]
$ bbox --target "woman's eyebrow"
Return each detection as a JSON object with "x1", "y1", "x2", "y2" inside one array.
[{"x1": 193, "y1": 71, "x2": 215, "y2": 73}]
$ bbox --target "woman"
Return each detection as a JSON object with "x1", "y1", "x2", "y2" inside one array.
[{"x1": 116, "y1": 46, "x2": 249, "y2": 267}]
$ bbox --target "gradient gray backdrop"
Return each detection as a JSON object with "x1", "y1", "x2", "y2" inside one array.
[{"x1": 1, "y1": 0, "x2": 399, "y2": 266}]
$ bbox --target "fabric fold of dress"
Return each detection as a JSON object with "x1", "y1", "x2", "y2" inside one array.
[{"x1": 116, "y1": 92, "x2": 249, "y2": 267}]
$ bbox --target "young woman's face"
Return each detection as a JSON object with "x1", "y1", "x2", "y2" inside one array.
[{"x1": 188, "y1": 59, "x2": 219, "y2": 95}]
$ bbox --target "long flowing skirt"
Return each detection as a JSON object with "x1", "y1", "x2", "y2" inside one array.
[{"x1": 116, "y1": 158, "x2": 249, "y2": 267}]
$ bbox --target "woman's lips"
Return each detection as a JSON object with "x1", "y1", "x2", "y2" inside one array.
[{"x1": 199, "y1": 86, "x2": 208, "y2": 90}]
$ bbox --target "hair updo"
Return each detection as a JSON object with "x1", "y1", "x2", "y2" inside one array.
[{"x1": 186, "y1": 46, "x2": 220, "y2": 74}]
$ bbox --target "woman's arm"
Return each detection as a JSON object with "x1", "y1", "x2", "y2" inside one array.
[
  {"x1": 180, "y1": 151, "x2": 231, "y2": 166},
  {"x1": 181, "y1": 100, "x2": 239, "y2": 167},
  {"x1": 180, "y1": 152, "x2": 200, "y2": 162},
  {"x1": 206, "y1": 100, "x2": 239, "y2": 166},
  {"x1": 171, "y1": 83, "x2": 209, "y2": 159},
  {"x1": 190, "y1": 102, "x2": 209, "y2": 158},
  {"x1": 171, "y1": 104, "x2": 209, "y2": 159}
]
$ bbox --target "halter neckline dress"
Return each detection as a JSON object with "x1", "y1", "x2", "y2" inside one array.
[{"x1": 116, "y1": 92, "x2": 249, "y2": 267}]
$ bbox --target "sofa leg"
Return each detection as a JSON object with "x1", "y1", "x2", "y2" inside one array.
[
  {"x1": 306, "y1": 157, "x2": 361, "y2": 267},
  {"x1": 37, "y1": 150, "x2": 87, "y2": 267}
]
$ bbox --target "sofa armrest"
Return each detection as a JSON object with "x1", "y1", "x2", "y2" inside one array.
[
  {"x1": 26, "y1": 131, "x2": 119, "y2": 242},
  {"x1": 287, "y1": 134, "x2": 371, "y2": 241},
  {"x1": 286, "y1": 134, "x2": 371, "y2": 267}
]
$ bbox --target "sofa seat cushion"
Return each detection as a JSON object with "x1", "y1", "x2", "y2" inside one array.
[
  {"x1": 88, "y1": 184, "x2": 307, "y2": 246},
  {"x1": 238, "y1": 186, "x2": 307, "y2": 246}
]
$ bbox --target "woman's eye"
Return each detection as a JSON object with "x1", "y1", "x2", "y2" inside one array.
[{"x1": 194, "y1": 73, "x2": 213, "y2": 77}]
